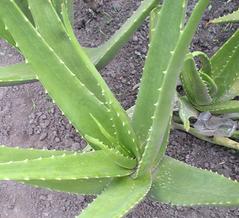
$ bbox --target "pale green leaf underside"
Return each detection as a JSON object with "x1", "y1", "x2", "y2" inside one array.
[
  {"x1": 0, "y1": 151, "x2": 132, "y2": 180},
  {"x1": 79, "y1": 174, "x2": 152, "y2": 218},
  {"x1": 211, "y1": 8, "x2": 239, "y2": 23},
  {"x1": 150, "y1": 156, "x2": 239, "y2": 206}
]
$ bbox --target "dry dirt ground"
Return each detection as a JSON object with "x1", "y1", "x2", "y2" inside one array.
[{"x1": 0, "y1": 0, "x2": 239, "y2": 217}]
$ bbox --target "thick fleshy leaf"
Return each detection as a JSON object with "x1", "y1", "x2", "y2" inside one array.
[
  {"x1": 0, "y1": 63, "x2": 36, "y2": 86},
  {"x1": 211, "y1": 8, "x2": 239, "y2": 23},
  {"x1": 78, "y1": 174, "x2": 152, "y2": 218},
  {"x1": 211, "y1": 30, "x2": 239, "y2": 100},
  {"x1": 181, "y1": 53, "x2": 212, "y2": 106},
  {"x1": 196, "y1": 100, "x2": 239, "y2": 114},
  {"x1": 150, "y1": 156, "x2": 239, "y2": 206},
  {"x1": 0, "y1": 151, "x2": 132, "y2": 180},
  {"x1": 0, "y1": 145, "x2": 72, "y2": 163},
  {"x1": 133, "y1": 0, "x2": 209, "y2": 177},
  {"x1": 23, "y1": 178, "x2": 111, "y2": 195}
]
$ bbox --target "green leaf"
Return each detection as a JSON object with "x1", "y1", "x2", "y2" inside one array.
[
  {"x1": 191, "y1": 51, "x2": 212, "y2": 75},
  {"x1": 150, "y1": 156, "x2": 239, "y2": 206},
  {"x1": 52, "y1": 0, "x2": 74, "y2": 24},
  {"x1": 24, "y1": 178, "x2": 111, "y2": 195},
  {"x1": 211, "y1": 30, "x2": 239, "y2": 100},
  {"x1": 78, "y1": 174, "x2": 152, "y2": 218},
  {"x1": 0, "y1": 151, "x2": 132, "y2": 180},
  {"x1": 211, "y1": 8, "x2": 239, "y2": 23},
  {"x1": 0, "y1": 146, "x2": 113, "y2": 194},
  {"x1": 0, "y1": 0, "x2": 33, "y2": 46},
  {"x1": 0, "y1": 145, "x2": 72, "y2": 163},
  {"x1": 132, "y1": 0, "x2": 186, "y2": 145},
  {"x1": 179, "y1": 97, "x2": 199, "y2": 131},
  {"x1": 134, "y1": 0, "x2": 209, "y2": 177},
  {"x1": 196, "y1": 100, "x2": 239, "y2": 114},
  {"x1": 181, "y1": 53, "x2": 212, "y2": 106},
  {"x1": 0, "y1": 63, "x2": 36, "y2": 86}
]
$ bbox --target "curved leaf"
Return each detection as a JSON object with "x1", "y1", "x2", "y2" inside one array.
[
  {"x1": 0, "y1": 151, "x2": 132, "y2": 180},
  {"x1": 181, "y1": 53, "x2": 212, "y2": 106}
]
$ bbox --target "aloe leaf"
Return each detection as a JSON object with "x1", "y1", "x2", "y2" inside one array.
[
  {"x1": 0, "y1": 151, "x2": 132, "y2": 180},
  {"x1": 181, "y1": 53, "x2": 212, "y2": 106},
  {"x1": 196, "y1": 100, "x2": 239, "y2": 114},
  {"x1": 0, "y1": 63, "x2": 36, "y2": 86},
  {"x1": 191, "y1": 51, "x2": 212, "y2": 75},
  {"x1": 150, "y1": 156, "x2": 239, "y2": 206},
  {"x1": 0, "y1": 0, "x2": 33, "y2": 46},
  {"x1": 0, "y1": 146, "x2": 112, "y2": 194},
  {"x1": 134, "y1": 0, "x2": 209, "y2": 177},
  {"x1": 78, "y1": 174, "x2": 152, "y2": 218},
  {"x1": 200, "y1": 72, "x2": 218, "y2": 97},
  {"x1": 132, "y1": 0, "x2": 186, "y2": 145},
  {"x1": 24, "y1": 178, "x2": 111, "y2": 195},
  {"x1": 85, "y1": 0, "x2": 158, "y2": 69},
  {"x1": 0, "y1": 145, "x2": 73, "y2": 163},
  {"x1": 0, "y1": 19, "x2": 15, "y2": 45},
  {"x1": 52, "y1": 0, "x2": 74, "y2": 24},
  {"x1": 149, "y1": 6, "x2": 161, "y2": 41},
  {"x1": 211, "y1": 8, "x2": 239, "y2": 23},
  {"x1": 211, "y1": 30, "x2": 239, "y2": 100},
  {"x1": 179, "y1": 97, "x2": 199, "y2": 131}
]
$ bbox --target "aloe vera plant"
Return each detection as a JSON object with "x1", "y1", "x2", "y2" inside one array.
[{"x1": 0, "y1": 0, "x2": 239, "y2": 217}]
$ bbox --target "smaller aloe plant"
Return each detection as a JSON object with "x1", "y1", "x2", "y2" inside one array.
[
  {"x1": 0, "y1": 0, "x2": 239, "y2": 217},
  {"x1": 174, "y1": 17, "x2": 239, "y2": 150}
]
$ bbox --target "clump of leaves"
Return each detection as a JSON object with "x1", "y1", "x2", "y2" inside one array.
[{"x1": 0, "y1": 0, "x2": 238, "y2": 217}]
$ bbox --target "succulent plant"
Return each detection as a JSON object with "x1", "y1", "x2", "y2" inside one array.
[
  {"x1": 0, "y1": 0, "x2": 238, "y2": 217},
  {"x1": 173, "y1": 4, "x2": 239, "y2": 150}
]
